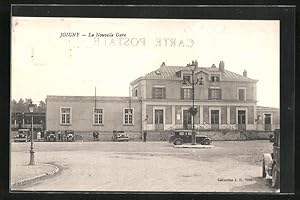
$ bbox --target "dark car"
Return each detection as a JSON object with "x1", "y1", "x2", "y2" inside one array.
[
  {"x1": 14, "y1": 129, "x2": 30, "y2": 142},
  {"x1": 45, "y1": 131, "x2": 56, "y2": 142},
  {"x1": 64, "y1": 130, "x2": 75, "y2": 142},
  {"x1": 112, "y1": 130, "x2": 129, "y2": 142},
  {"x1": 169, "y1": 130, "x2": 212, "y2": 145},
  {"x1": 262, "y1": 129, "x2": 280, "y2": 188}
]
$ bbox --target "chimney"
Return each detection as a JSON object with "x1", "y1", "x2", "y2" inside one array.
[
  {"x1": 160, "y1": 62, "x2": 166, "y2": 67},
  {"x1": 211, "y1": 64, "x2": 216, "y2": 68},
  {"x1": 219, "y1": 61, "x2": 224, "y2": 72},
  {"x1": 194, "y1": 60, "x2": 198, "y2": 67},
  {"x1": 243, "y1": 69, "x2": 247, "y2": 77}
]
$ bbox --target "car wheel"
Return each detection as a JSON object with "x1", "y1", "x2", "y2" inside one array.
[
  {"x1": 272, "y1": 164, "x2": 279, "y2": 188},
  {"x1": 262, "y1": 159, "x2": 266, "y2": 178},
  {"x1": 202, "y1": 140, "x2": 210, "y2": 145},
  {"x1": 174, "y1": 139, "x2": 183, "y2": 145}
]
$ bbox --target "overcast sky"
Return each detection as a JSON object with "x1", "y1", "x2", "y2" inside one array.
[{"x1": 11, "y1": 17, "x2": 279, "y2": 108}]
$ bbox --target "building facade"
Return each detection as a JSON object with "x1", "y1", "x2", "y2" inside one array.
[
  {"x1": 46, "y1": 61, "x2": 279, "y2": 140},
  {"x1": 46, "y1": 96, "x2": 142, "y2": 139}
]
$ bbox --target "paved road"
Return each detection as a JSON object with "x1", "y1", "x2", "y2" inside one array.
[{"x1": 11, "y1": 141, "x2": 275, "y2": 192}]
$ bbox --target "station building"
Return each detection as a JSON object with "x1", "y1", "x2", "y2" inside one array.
[{"x1": 46, "y1": 61, "x2": 280, "y2": 140}]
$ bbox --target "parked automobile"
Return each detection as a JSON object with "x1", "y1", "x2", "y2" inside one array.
[
  {"x1": 112, "y1": 130, "x2": 129, "y2": 142},
  {"x1": 14, "y1": 128, "x2": 30, "y2": 142},
  {"x1": 262, "y1": 129, "x2": 280, "y2": 188},
  {"x1": 45, "y1": 131, "x2": 57, "y2": 142},
  {"x1": 64, "y1": 130, "x2": 75, "y2": 142},
  {"x1": 169, "y1": 130, "x2": 212, "y2": 145}
]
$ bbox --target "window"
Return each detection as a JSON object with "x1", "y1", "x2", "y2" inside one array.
[
  {"x1": 152, "y1": 87, "x2": 166, "y2": 99},
  {"x1": 61, "y1": 107, "x2": 71, "y2": 124},
  {"x1": 210, "y1": 75, "x2": 220, "y2": 82},
  {"x1": 237, "y1": 110, "x2": 246, "y2": 130},
  {"x1": 135, "y1": 89, "x2": 138, "y2": 97},
  {"x1": 181, "y1": 88, "x2": 192, "y2": 100},
  {"x1": 208, "y1": 88, "x2": 222, "y2": 100},
  {"x1": 183, "y1": 75, "x2": 191, "y2": 83},
  {"x1": 238, "y1": 88, "x2": 246, "y2": 101},
  {"x1": 94, "y1": 108, "x2": 103, "y2": 125},
  {"x1": 264, "y1": 114, "x2": 272, "y2": 130},
  {"x1": 124, "y1": 108, "x2": 134, "y2": 125},
  {"x1": 210, "y1": 110, "x2": 220, "y2": 129}
]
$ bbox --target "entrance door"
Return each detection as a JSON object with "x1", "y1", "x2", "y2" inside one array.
[
  {"x1": 237, "y1": 110, "x2": 246, "y2": 130},
  {"x1": 154, "y1": 109, "x2": 164, "y2": 130},
  {"x1": 264, "y1": 114, "x2": 272, "y2": 130},
  {"x1": 183, "y1": 110, "x2": 192, "y2": 129},
  {"x1": 211, "y1": 110, "x2": 219, "y2": 130}
]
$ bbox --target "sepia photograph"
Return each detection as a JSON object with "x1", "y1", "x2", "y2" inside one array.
[{"x1": 10, "y1": 16, "x2": 281, "y2": 192}]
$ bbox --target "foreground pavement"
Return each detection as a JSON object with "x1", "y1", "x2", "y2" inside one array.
[{"x1": 10, "y1": 141, "x2": 275, "y2": 192}]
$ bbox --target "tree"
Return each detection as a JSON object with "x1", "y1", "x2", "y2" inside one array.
[
  {"x1": 11, "y1": 98, "x2": 44, "y2": 113},
  {"x1": 11, "y1": 99, "x2": 17, "y2": 112},
  {"x1": 37, "y1": 100, "x2": 46, "y2": 112}
]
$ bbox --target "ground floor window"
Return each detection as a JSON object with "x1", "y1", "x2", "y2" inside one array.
[
  {"x1": 61, "y1": 107, "x2": 71, "y2": 124},
  {"x1": 237, "y1": 110, "x2": 246, "y2": 130},
  {"x1": 264, "y1": 114, "x2": 272, "y2": 130},
  {"x1": 154, "y1": 109, "x2": 164, "y2": 130},
  {"x1": 124, "y1": 108, "x2": 134, "y2": 125},
  {"x1": 210, "y1": 110, "x2": 220, "y2": 129},
  {"x1": 94, "y1": 108, "x2": 103, "y2": 125},
  {"x1": 183, "y1": 109, "x2": 192, "y2": 129}
]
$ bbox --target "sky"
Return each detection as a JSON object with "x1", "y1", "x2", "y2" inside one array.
[{"x1": 11, "y1": 17, "x2": 279, "y2": 108}]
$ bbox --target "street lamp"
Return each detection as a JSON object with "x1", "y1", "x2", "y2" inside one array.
[
  {"x1": 183, "y1": 62, "x2": 204, "y2": 145},
  {"x1": 28, "y1": 102, "x2": 35, "y2": 165}
]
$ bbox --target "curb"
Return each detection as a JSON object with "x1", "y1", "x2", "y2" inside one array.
[
  {"x1": 12, "y1": 163, "x2": 60, "y2": 186},
  {"x1": 173, "y1": 144, "x2": 215, "y2": 149}
]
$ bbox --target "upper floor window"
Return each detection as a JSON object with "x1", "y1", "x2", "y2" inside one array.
[
  {"x1": 94, "y1": 108, "x2": 103, "y2": 125},
  {"x1": 123, "y1": 108, "x2": 134, "y2": 125},
  {"x1": 135, "y1": 89, "x2": 138, "y2": 97},
  {"x1": 152, "y1": 87, "x2": 166, "y2": 99},
  {"x1": 208, "y1": 88, "x2": 222, "y2": 100},
  {"x1": 210, "y1": 74, "x2": 220, "y2": 82},
  {"x1": 183, "y1": 75, "x2": 191, "y2": 83},
  {"x1": 238, "y1": 88, "x2": 246, "y2": 101},
  {"x1": 61, "y1": 107, "x2": 71, "y2": 124},
  {"x1": 181, "y1": 88, "x2": 192, "y2": 100}
]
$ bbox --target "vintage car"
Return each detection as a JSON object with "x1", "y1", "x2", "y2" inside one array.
[
  {"x1": 169, "y1": 130, "x2": 212, "y2": 145},
  {"x1": 45, "y1": 131, "x2": 56, "y2": 142},
  {"x1": 64, "y1": 130, "x2": 75, "y2": 142},
  {"x1": 112, "y1": 130, "x2": 129, "y2": 142},
  {"x1": 14, "y1": 129, "x2": 30, "y2": 142},
  {"x1": 262, "y1": 129, "x2": 280, "y2": 188}
]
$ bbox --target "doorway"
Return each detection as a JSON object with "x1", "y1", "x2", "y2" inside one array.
[{"x1": 154, "y1": 109, "x2": 164, "y2": 130}]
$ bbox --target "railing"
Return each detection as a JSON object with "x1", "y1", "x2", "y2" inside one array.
[
  {"x1": 165, "y1": 123, "x2": 239, "y2": 131},
  {"x1": 264, "y1": 124, "x2": 272, "y2": 131},
  {"x1": 154, "y1": 124, "x2": 164, "y2": 130},
  {"x1": 237, "y1": 124, "x2": 246, "y2": 130}
]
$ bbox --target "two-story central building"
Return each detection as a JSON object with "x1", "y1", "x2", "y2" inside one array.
[
  {"x1": 131, "y1": 61, "x2": 258, "y2": 132},
  {"x1": 46, "y1": 61, "x2": 279, "y2": 140}
]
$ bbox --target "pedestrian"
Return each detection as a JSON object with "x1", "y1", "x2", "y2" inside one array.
[
  {"x1": 58, "y1": 131, "x2": 61, "y2": 141},
  {"x1": 143, "y1": 131, "x2": 147, "y2": 142},
  {"x1": 37, "y1": 131, "x2": 41, "y2": 141}
]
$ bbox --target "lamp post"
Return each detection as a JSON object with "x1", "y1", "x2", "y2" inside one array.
[
  {"x1": 28, "y1": 102, "x2": 35, "y2": 165},
  {"x1": 183, "y1": 62, "x2": 203, "y2": 145}
]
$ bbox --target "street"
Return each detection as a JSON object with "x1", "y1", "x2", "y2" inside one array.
[{"x1": 10, "y1": 140, "x2": 275, "y2": 192}]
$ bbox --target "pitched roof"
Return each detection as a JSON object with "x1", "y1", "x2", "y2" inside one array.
[
  {"x1": 257, "y1": 106, "x2": 280, "y2": 110},
  {"x1": 131, "y1": 64, "x2": 257, "y2": 84}
]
